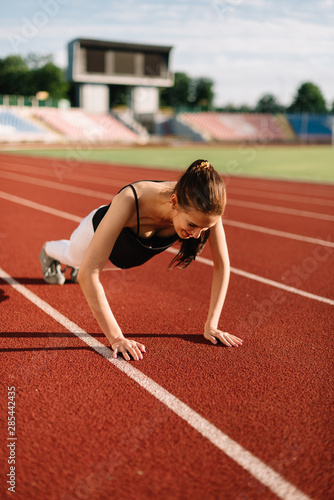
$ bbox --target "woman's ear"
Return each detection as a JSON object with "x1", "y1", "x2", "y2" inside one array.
[{"x1": 170, "y1": 193, "x2": 178, "y2": 209}]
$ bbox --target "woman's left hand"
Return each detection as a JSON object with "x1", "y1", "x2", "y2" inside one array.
[{"x1": 204, "y1": 326, "x2": 243, "y2": 347}]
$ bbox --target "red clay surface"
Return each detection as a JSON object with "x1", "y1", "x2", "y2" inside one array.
[{"x1": 0, "y1": 153, "x2": 333, "y2": 500}]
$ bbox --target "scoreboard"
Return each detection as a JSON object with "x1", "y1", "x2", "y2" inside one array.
[{"x1": 68, "y1": 38, "x2": 174, "y2": 87}]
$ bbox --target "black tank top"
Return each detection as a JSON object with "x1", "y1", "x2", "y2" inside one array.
[{"x1": 92, "y1": 182, "x2": 179, "y2": 269}]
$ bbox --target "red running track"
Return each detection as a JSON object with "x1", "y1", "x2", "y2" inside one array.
[{"x1": 0, "y1": 153, "x2": 333, "y2": 500}]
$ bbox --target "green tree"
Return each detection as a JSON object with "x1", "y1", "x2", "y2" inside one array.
[
  {"x1": 30, "y1": 62, "x2": 69, "y2": 99},
  {"x1": 288, "y1": 82, "x2": 327, "y2": 113},
  {"x1": 160, "y1": 72, "x2": 192, "y2": 109},
  {"x1": 109, "y1": 85, "x2": 129, "y2": 107},
  {"x1": 217, "y1": 103, "x2": 238, "y2": 112},
  {"x1": 0, "y1": 55, "x2": 30, "y2": 95},
  {"x1": 255, "y1": 93, "x2": 285, "y2": 113},
  {"x1": 0, "y1": 53, "x2": 69, "y2": 99},
  {"x1": 193, "y1": 77, "x2": 214, "y2": 110},
  {"x1": 216, "y1": 103, "x2": 253, "y2": 112},
  {"x1": 160, "y1": 73, "x2": 215, "y2": 111}
]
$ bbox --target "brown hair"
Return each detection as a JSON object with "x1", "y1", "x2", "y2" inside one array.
[{"x1": 169, "y1": 159, "x2": 226, "y2": 269}]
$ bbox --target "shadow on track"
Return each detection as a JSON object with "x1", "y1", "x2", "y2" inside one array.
[
  {"x1": 0, "y1": 332, "x2": 105, "y2": 338},
  {"x1": 0, "y1": 345, "x2": 92, "y2": 353},
  {"x1": 2, "y1": 277, "x2": 77, "y2": 285},
  {"x1": 0, "y1": 288, "x2": 10, "y2": 302}
]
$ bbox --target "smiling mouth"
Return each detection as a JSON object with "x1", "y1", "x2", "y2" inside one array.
[{"x1": 183, "y1": 230, "x2": 191, "y2": 238}]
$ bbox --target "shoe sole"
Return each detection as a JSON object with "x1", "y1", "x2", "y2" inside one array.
[{"x1": 39, "y1": 245, "x2": 65, "y2": 285}]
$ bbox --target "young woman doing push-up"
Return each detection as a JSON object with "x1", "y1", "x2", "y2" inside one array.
[{"x1": 40, "y1": 159, "x2": 243, "y2": 360}]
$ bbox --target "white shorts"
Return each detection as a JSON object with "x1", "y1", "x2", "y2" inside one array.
[{"x1": 45, "y1": 207, "x2": 100, "y2": 269}]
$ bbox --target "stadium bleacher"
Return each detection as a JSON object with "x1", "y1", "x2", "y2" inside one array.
[
  {"x1": 0, "y1": 105, "x2": 147, "y2": 143},
  {"x1": 32, "y1": 108, "x2": 143, "y2": 143},
  {"x1": 0, "y1": 108, "x2": 56, "y2": 142},
  {"x1": 0, "y1": 110, "x2": 42, "y2": 133},
  {"x1": 287, "y1": 114, "x2": 333, "y2": 143},
  {"x1": 176, "y1": 112, "x2": 296, "y2": 142},
  {"x1": 1, "y1": 103, "x2": 332, "y2": 144}
]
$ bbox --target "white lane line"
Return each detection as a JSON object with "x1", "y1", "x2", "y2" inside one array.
[
  {"x1": 0, "y1": 159, "x2": 146, "y2": 188},
  {"x1": 1, "y1": 190, "x2": 333, "y2": 306},
  {"x1": 227, "y1": 187, "x2": 334, "y2": 207},
  {"x1": 231, "y1": 266, "x2": 334, "y2": 306},
  {"x1": 223, "y1": 219, "x2": 334, "y2": 248},
  {"x1": 225, "y1": 178, "x2": 334, "y2": 198},
  {"x1": 166, "y1": 248, "x2": 334, "y2": 307},
  {"x1": 0, "y1": 171, "x2": 113, "y2": 200},
  {"x1": 0, "y1": 191, "x2": 82, "y2": 223},
  {"x1": 0, "y1": 161, "x2": 126, "y2": 188},
  {"x1": 0, "y1": 267, "x2": 312, "y2": 500},
  {"x1": 228, "y1": 199, "x2": 334, "y2": 221}
]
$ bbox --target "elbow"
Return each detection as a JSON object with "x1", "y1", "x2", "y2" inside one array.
[
  {"x1": 77, "y1": 269, "x2": 99, "y2": 297},
  {"x1": 213, "y1": 255, "x2": 230, "y2": 273},
  {"x1": 77, "y1": 268, "x2": 88, "y2": 291},
  {"x1": 214, "y1": 250, "x2": 230, "y2": 268},
  {"x1": 77, "y1": 267, "x2": 96, "y2": 288}
]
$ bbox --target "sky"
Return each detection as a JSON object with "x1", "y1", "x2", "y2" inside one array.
[{"x1": 0, "y1": 0, "x2": 333, "y2": 108}]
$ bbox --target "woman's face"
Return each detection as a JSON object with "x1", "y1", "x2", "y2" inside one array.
[{"x1": 171, "y1": 197, "x2": 220, "y2": 239}]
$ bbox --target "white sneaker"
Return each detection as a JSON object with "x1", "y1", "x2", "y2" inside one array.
[
  {"x1": 70, "y1": 268, "x2": 79, "y2": 283},
  {"x1": 39, "y1": 244, "x2": 65, "y2": 285}
]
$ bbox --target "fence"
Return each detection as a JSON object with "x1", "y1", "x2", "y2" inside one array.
[{"x1": 0, "y1": 94, "x2": 67, "y2": 108}]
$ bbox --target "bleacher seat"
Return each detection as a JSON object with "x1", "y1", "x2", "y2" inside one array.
[
  {"x1": 0, "y1": 109, "x2": 43, "y2": 134},
  {"x1": 32, "y1": 108, "x2": 141, "y2": 142},
  {"x1": 287, "y1": 114, "x2": 333, "y2": 142},
  {"x1": 0, "y1": 108, "x2": 58, "y2": 142},
  {"x1": 177, "y1": 112, "x2": 295, "y2": 142}
]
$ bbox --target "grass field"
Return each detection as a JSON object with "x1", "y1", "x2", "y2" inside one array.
[{"x1": 10, "y1": 144, "x2": 334, "y2": 183}]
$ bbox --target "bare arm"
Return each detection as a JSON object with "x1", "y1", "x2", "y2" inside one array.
[
  {"x1": 77, "y1": 189, "x2": 145, "y2": 360},
  {"x1": 204, "y1": 218, "x2": 243, "y2": 347}
]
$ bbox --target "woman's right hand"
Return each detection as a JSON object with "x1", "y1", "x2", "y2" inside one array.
[{"x1": 111, "y1": 338, "x2": 146, "y2": 361}]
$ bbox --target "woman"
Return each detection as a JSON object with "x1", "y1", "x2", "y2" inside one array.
[{"x1": 40, "y1": 159, "x2": 243, "y2": 360}]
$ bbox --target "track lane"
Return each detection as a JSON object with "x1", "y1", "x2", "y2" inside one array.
[
  {"x1": 0, "y1": 276, "x2": 290, "y2": 500},
  {"x1": 0, "y1": 154, "x2": 177, "y2": 185},
  {"x1": 224, "y1": 205, "x2": 333, "y2": 241},
  {"x1": 1, "y1": 264, "x2": 332, "y2": 498},
  {"x1": 2, "y1": 178, "x2": 333, "y2": 301},
  {"x1": 1, "y1": 181, "x2": 332, "y2": 500},
  {"x1": 0, "y1": 177, "x2": 108, "y2": 218},
  {"x1": 2, "y1": 156, "x2": 333, "y2": 243},
  {"x1": 1, "y1": 155, "x2": 332, "y2": 496},
  {"x1": 226, "y1": 186, "x2": 334, "y2": 208},
  {"x1": 215, "y1": 225, "x2": 334, "y2": 298},
  {"x1": 3, "y1": 166, "x2": 333, "y2": 226}
]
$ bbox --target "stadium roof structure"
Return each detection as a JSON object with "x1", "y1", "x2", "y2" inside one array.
[{"x1": 70, "y1": 38, "x2": 173, "y2": 54}]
